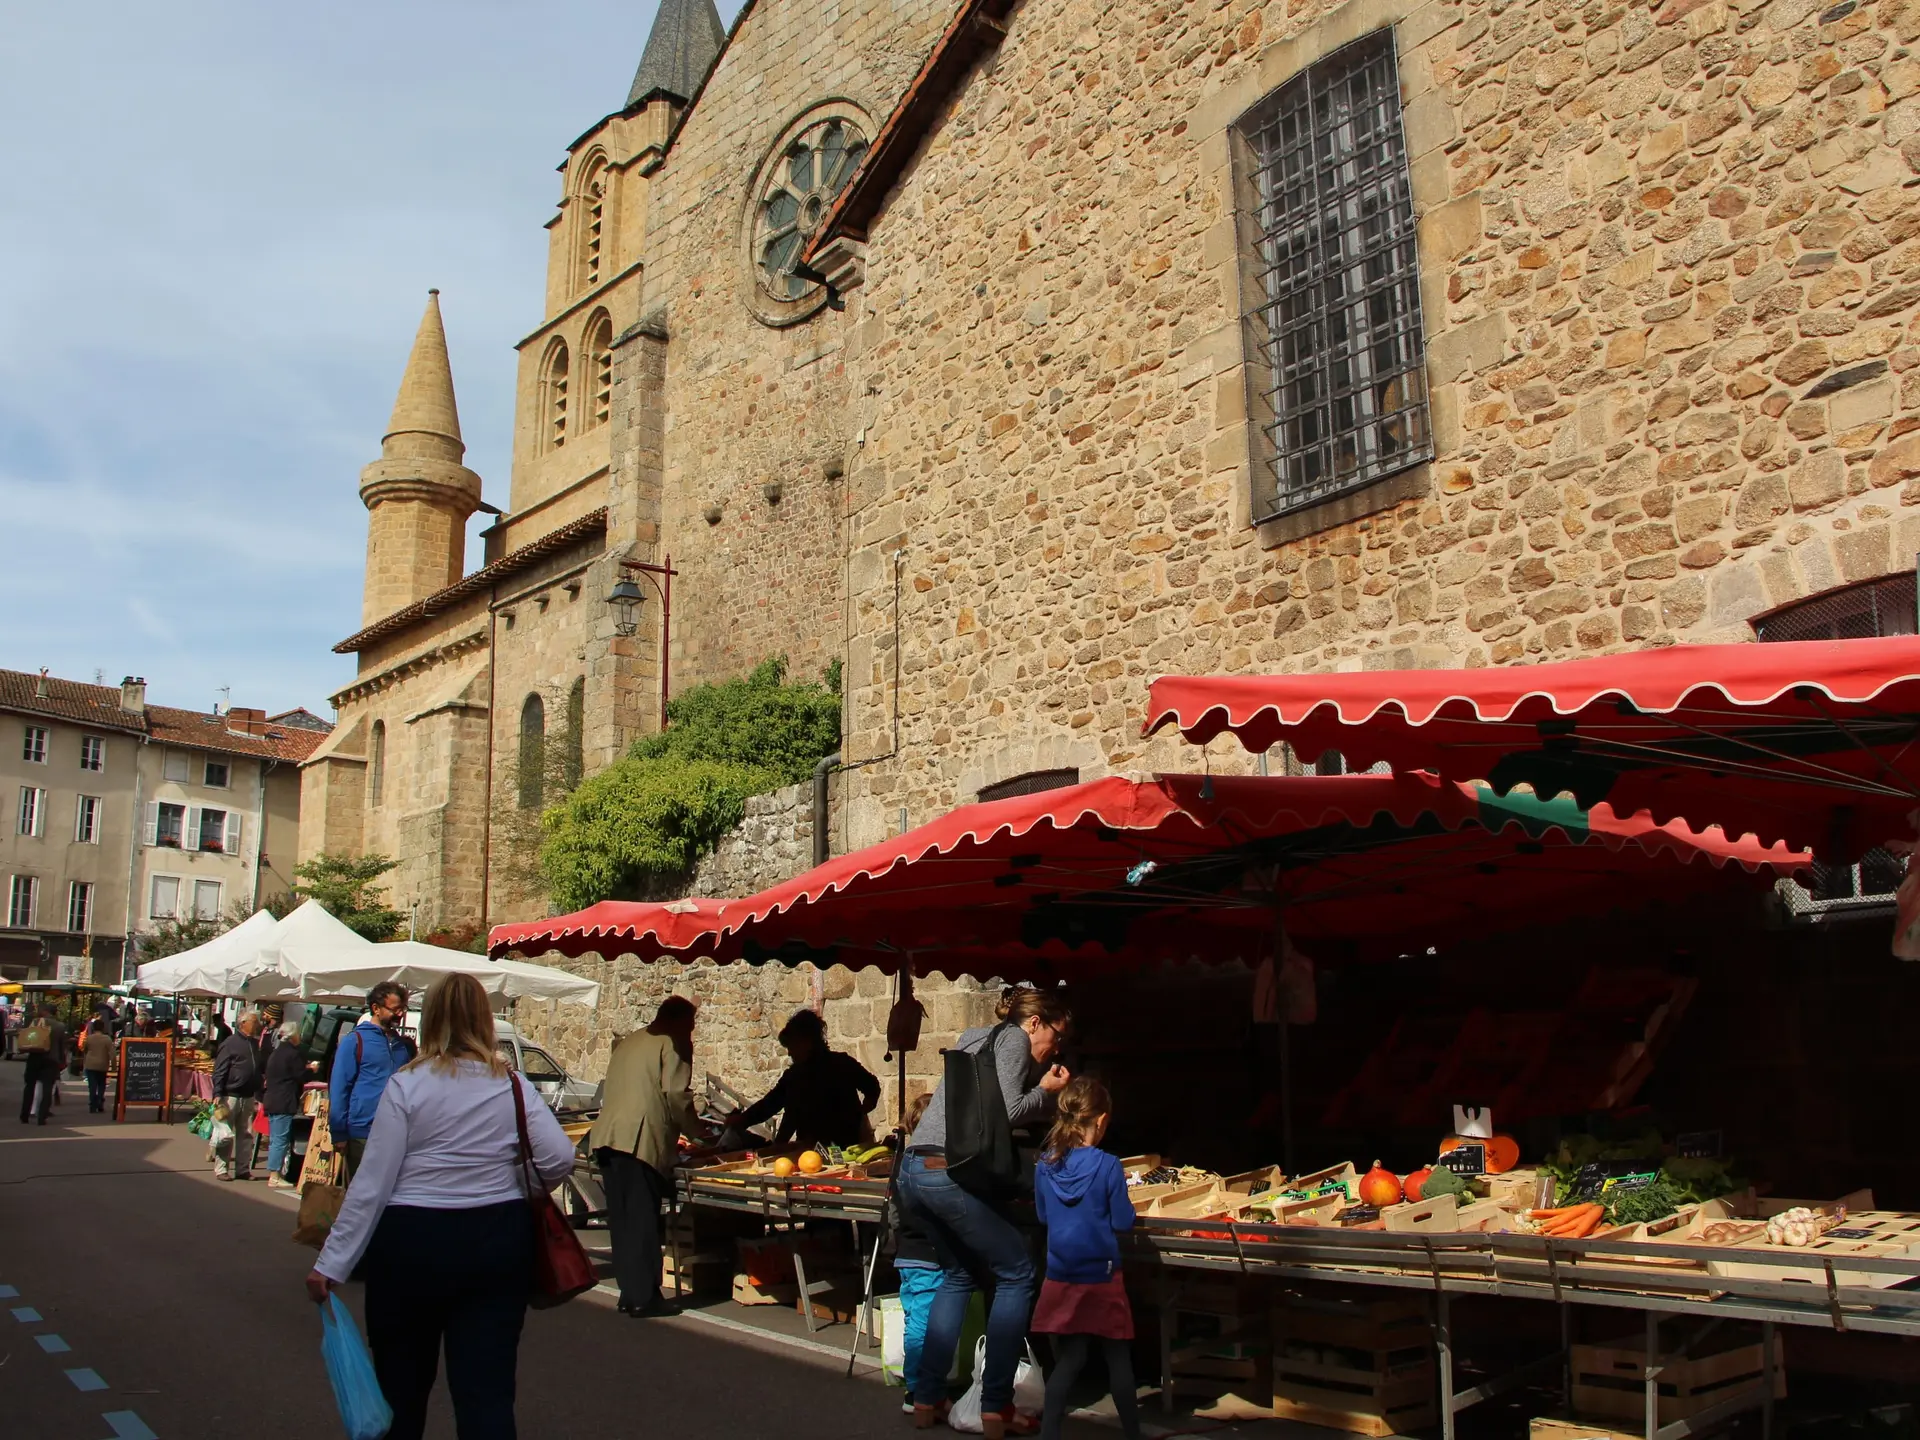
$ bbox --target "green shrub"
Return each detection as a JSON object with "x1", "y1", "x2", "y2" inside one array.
[{"x1": 631, "y1": 656, "x2": 841, "y2": 784}]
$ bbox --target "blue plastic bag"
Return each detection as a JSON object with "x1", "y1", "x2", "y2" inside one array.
[{"x1": 320, "y1": 1294, "x2": 393, "y2": 1440}]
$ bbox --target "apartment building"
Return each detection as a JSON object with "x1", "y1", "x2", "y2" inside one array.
[{"x1": 0, "y1": 670, "x2": 329, "y2": 981}]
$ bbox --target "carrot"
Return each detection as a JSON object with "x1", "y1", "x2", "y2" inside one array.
[
  {"x1": 1565, "y1": 1209, "x2": 1605, "y2": 1239},
  {"x1": 1529, "y1": 1207, "x2": 1576, "y2": 1220},
  {"x1": 1543, "y1": 1204, "x2": 1604, "y2": 1236}
]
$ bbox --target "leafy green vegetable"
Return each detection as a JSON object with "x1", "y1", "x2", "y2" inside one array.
[
  {"x1": 1602, "y1": 1180, "x2": 1682, "y2": 1227},
  {"x1": 1422, "y1": 1167, "x2": 1470, "y2": 1199}
]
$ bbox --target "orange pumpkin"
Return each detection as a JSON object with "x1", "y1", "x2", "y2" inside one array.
[
  {"x1": 1402, "y1": 1166, "x2": 1434, "y2": 1202},
  {"x1": 1439, "y1": 1134, "x2": 1521, "y2": 1174}
]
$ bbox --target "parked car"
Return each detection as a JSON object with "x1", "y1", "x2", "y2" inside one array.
[{"x1": 494, "y1": 1021, "x2": 599, "y2": 1115}]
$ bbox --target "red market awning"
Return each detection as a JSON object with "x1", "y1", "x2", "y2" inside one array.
[
  {"x1": 492, "y1": 773, "x2": 1805, "y2": 975},
  {"x1": 1145, "y1": 637, "x2": 1920, "y2": 856}
]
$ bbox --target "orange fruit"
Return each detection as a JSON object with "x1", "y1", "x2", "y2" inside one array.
[
  {"x1": 771, "y1": 1157, "x2": 796, "y2": 1178},
  {"x1": 797, "y1": 1150, "x2": 824, "y2": 1175}
]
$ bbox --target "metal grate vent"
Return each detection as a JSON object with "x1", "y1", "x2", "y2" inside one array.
[
  {"x1": 978, "y1": 769, "x2": 1080, "y2": 803},
  {"x1": 1751, "y1": 572, "x2": 1917, "y2": 643}
]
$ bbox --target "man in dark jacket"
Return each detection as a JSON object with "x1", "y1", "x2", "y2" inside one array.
[
  {"x1": 732, "y1": 1009, "x2": 881, "y2": 1149},
  {"x1": 211, "y1": 1011, "x2": 264, "y2": 1181}
]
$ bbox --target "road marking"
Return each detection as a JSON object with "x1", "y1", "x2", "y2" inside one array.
[
  {"x1": 12, "y1": 1305, "x2": 42, "y2": 1322},
  {"x1": 38, "y1": 1333, "x2": 72, "y2": 1352},
  {"x1": 67, "y1": 1367, "x2": 108, "y2": 1391},
  {"x1": 0, "y1": 1284, "x2": 17, "y2": 1297},
  {"x1": 101, "y1": 1413, "x2": 158, "y2": 1440}
]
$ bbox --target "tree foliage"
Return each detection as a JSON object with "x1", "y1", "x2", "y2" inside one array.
[
  {"x1": 631, "y1": 656, "x2": 842, "y2": 785},
  {"x1": 535, "y1": 656, "x2": 842, "y2": 910},
  {"x1": 293, "y1": 853, "x2": 404, "y2": 941},
  {"x1": 139, "y1": 914, "x2": 227, "y2": 959}
]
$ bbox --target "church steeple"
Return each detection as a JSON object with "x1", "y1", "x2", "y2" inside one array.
[
  {"x1": 626, "y1": 0, "x2": 726, "y2": 108},
  {"x1": 358, "y1": 291, "x2": 483, "y2": 625},
  {"x1": 382, "y1": 288, "x2": 465, "y2": 465}
]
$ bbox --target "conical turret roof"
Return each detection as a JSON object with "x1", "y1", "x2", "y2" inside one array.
[
  {"x1": 382, "y1": 289, "x2": 464, "y2": 464},
  {"x1": 626, "y1": 0, "x2": 726, "y2": 107}
]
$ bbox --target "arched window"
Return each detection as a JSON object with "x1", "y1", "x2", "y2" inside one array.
[
  {"x1": 1751, "y1": 572, "x2": 1918, "y2": 643},
  {"x1": 564, "y1": 676, "x2": 585, "y2": 791},
  {"x1": 577, "y1": 155, "x2": 608, "y2": 292},
  {"x1": 540, "y1": 340, "x2": 569, "y2": 452},
  {"x1": 368, "y1": 720, "x2": 386, "y2": 808},
  {"x1": 519, "y1": 693, "x2": 546, "y2": 809},
  {"x1": 585, "y1": 311, "x2": 614, "y2": 432}
]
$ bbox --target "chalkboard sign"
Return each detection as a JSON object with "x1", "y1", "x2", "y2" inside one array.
[
  {"x1": 116, "y1": 1038, "x2": 172, "y2": 1122},
  {"x1": 1435, "y1": 1142, "x2": 1487, "y2": 1176}
]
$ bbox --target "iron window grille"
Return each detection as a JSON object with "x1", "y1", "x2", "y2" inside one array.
[
  {"x1": 1240, "y1": 32, "x2": 1431, "y2": 522},
  {"x1": 977, "y1": 769, "x2": 1080, "y2": 804}
]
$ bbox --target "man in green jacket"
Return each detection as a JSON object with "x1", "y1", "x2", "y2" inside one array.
[{"x1": 589, "y1": 997, "x2": 703, "y2": 1317}]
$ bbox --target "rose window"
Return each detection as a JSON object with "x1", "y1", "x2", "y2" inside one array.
[{"x1": 755, "y1": 118, "x2": 868, "y2": 301}]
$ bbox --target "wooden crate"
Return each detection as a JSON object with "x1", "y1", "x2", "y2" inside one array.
[
  {"x1": 1270, "y1": 1345, "x2": 1436, "y2": 1437},
  {"x1": 1570, "y1": 1331, "x2": 1784, "y2": 1424},
  {"x1": 1167, "y1": 1302, "x2": 1271, "y2": 1400},
  {"x1": 1533, "y1": 1417, "x2": 1674, "y2": 1440},
  {"x1": 1273, "y1": 1291, "x2": 1431, "y2": 1351},
  {"x1": 1705, "y1": 1210, "x2": 1920, "y2": 1289}
]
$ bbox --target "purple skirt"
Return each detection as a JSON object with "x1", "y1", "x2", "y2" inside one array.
[{"x1": 1030, "y1": 1274, "x2": 1134, "y2": 1339}]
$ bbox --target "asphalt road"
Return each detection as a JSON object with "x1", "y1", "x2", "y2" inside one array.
[{"x1": 0, "y1": 1058, "x2": 967, "y2": 1440}]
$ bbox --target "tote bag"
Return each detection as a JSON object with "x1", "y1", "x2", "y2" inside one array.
[{"x1": 509, "y1": 1074, "x2": 597, "y2": 1308}]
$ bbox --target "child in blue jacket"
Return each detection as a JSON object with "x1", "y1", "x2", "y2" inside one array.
[{"x1": 1031, "y1": 1076, "x2": 1139, "y2": 1440}]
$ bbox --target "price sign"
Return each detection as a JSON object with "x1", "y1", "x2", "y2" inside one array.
[
  {"x1": 116, "y1": 1037, "x2": 172, "y2": 1123},
  {"x1": 1572, "y1": 1161, "x2": 1660, "y2": 1199},
  {"x1": 1435, "y1": 1142, "x2": 1486, "y2": 1176},
  {"x1": 1675, "y1": 1130, "x2": 1723, "y2": 1159}
]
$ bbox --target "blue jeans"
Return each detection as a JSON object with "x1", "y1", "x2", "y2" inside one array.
[
  {"x1": 266, "y1": 1114, "x2": 295, "y2": 1176},
  {"x1": 896, "y1": 1262, "x2": 942, "y2": 1390},
  {"x1": 896, "y1": 1154, "x2": 1035, "y2": 1413}
]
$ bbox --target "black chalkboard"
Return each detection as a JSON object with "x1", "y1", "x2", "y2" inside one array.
[
  {"x1": 117, "y1": 1038, "x2": 172, "y2": 1121},
  {"x1": 1436, "y1": 1142, "x2": 1487, "y2": 1176}
]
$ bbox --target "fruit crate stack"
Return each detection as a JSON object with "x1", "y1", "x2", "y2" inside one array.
[
  {"x1": 1158, "y1": 1275, "x2": 1272, "y2": 1403},
  {"x1": 1269, "y1": 1290, "x2": 1437, "y2": 1437},
  {"x1": 1565, "y1": 1326, "x2": 1784, "y2": 1428}
]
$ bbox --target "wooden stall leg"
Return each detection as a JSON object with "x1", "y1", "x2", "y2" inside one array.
[
  {"x1": 1761, "y1": 1321, "x2": 1776, "y2": 1440},
  {"x1": 1436, "y1": 1289, "x2": 1456, "y2": 1440},
  {"x1": 1158, "y1": 1268, "x2": 1174, "y2": 1416},
  {"x1": 1560, "y1": 1303, "x2": 1573, "y2": 1411}
]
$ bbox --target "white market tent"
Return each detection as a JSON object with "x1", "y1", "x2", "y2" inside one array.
[
  {"x1": 134, "y1": 908, "x2": 284, "y2": 997},
  {"x1": 243, "y1": 937, "x2": 600, "y2": 1009},
  {"x1": 135, "y1": 900, "x2": 372, "y2": 998}
]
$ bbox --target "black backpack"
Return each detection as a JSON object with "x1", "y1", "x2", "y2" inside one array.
[{"x1": 943, "y1": 1023, "x2": 1026, "y2": 1199}]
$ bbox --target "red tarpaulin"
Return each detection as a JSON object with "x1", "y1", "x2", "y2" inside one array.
[
  {"x1": 1144, "y1": 637, "x2": 1920, "y2": 856},
  {"x1": 491, "y1": 773, "x2": 1805, "y2": 975}
]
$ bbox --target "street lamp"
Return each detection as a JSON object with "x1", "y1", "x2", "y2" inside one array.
[
  {"x1": 610, "y1": 555, "x2": 677, "y2": 731},
  {"x1": 608, "y1": 578, "x2": 646, "y2": 637}
]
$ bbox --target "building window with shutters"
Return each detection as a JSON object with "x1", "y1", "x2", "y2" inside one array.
[
  {"x1": 199, "y1": 807, "x2": 232, "y2": 853},
  {"x1": 585, "y1": 311, "x2": 614, "y2": 431},
  {"x1": 75, "y1": 795, "x2": 100, "y2": 844},
  {"x1": 151, "y1": 801, "x2": 186, "y2": 848},
  {"x1": 17, "y1": 786, "x2": 44, "y2": 837},
  {"x1": 369, "y1": 720, "x2": 387, "y2": 807},
  {"x1": 23, "y1": 726, "x2": 47, "y2": 764},
  {"x1": 150, "y1": 875, "x2": 180, "y2": 920},
  {"x1": 577, "y1": 155, "x2": 608, "y2": 292},
  {"x1": 541, "y1": 340, "x2": 570, "y2": 453},
  {"x1": 163, "y1": 749, "x2": 189, "y2": 782},
  {"x1": 9, "y1": 875, "x2": 36, "y2": 928},
  {"x1": 80, "y1": 735, "x2": 104, "y2": 772},
  {"x1": 67, "y1": 881, "x2": 92, "y2": 934},
  {"x1": 565, "y1": 677, "x2": 586, "y2": 791},
  {"x1": 194, "y1": 879, "x2": 222, "y2": 921},
  {"x1": 1237, "y1": 31, "x2": 1431, "y2": 526}
]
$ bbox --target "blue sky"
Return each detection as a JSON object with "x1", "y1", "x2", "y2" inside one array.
[{"x1": 0, "y1": 1, "x2": 732, "y2": 718}]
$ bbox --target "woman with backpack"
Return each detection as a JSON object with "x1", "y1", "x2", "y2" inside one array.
[{"x1": 897, "y1": 987, "x2": 1072, "y2": 1440}]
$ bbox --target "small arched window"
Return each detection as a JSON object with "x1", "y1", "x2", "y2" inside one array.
[
  {"x1": 368, "y1": 720, "x2": 386, "y2": 808},
  {"x1": 540, "y1": 340, "x2": 569, "y2": 452},
  {"x1": 564, "y1": 676, "x2": 586, "y2": 792},
  {"x1": 519, "y1": 693, "x2": 546, "y2": 809},
  {"x1": 577, "y1": 155, "x2": 608, "y2": 291},
  {"x1": 585, "y1": 311, "x2": 614, "y2": 432}
]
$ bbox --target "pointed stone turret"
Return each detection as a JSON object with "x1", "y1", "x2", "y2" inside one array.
[
  {"x1": 626, "y1": 0, "x2": 725, "y2": 108},
  {"x1": 359, "y1": 291, "x2": 484, "y2": 625}
]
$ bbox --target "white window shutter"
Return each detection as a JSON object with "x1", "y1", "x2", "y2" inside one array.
[
  {"x1": 184, "y1": 805, "x2": 201, "y2": 851},
  {"x1": 143, "y1": 801, "x2": 159, "y2": 846},
  {"x1": 226, "y1": 812, "x2": 243, "y2": 856},
  {"x1": 31, "y1": 789, "x2": 43, "y2": 838}
]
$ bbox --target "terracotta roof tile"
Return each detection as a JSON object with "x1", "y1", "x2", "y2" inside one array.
[
  {"x1": 144, "y1": 705, "x2": 331, "y2": 764},
  {"x1": 0, "y1": 670, "x2": 148, "y2": 733},
  {"x1": 0, "y1": 668, "x2": 331, "y2": 763}
]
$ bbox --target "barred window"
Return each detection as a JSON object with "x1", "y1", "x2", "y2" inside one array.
[{"x1": 1240, "y1": 31, "x2": 1430, "y2": 522}]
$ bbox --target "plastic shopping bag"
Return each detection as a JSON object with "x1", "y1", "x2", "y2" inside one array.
[
  {"x1": 879, "y1": 1295, "x2": 906, "y2": 1384},
  {"x1": 949, "y1": 1337, "x2": 989, "y2": 1433},
  {"x1": 320, "y1": 1293, "x2": 393, "y2": 1440},
  {"x1": 1011, "y1": 1345, "x2": 1044, "y2": 1418}
]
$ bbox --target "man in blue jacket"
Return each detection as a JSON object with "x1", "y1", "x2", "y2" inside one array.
[{"x1": 327, "y1": 982, "x2": 410, "y2": 1179}]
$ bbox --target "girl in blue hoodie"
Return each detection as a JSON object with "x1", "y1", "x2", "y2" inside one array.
[{"x1": 1031, "y1": 1077, "x2": 1140, "y2": 1440}]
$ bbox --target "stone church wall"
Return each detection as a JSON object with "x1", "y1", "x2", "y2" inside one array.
[
  {"x1": 629, "y1": 0, "x2": 963, "y2": 700},
  {"x1": 828, "y1": 0, "x2": 1920, "y2": 848}
]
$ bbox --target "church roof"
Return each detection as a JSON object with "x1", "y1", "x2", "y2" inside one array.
[
  {"x1": 332, "y1": 508, "x2": 609, "y2": 654},
  {"x1": 626, "y1": 0, "x2": 727, "y2": 107}
]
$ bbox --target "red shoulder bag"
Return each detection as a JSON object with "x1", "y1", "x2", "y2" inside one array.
[{"x1": 509, "y1": 1075, "x2": 597, "y2": 1308}]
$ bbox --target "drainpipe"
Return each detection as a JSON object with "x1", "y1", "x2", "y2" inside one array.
[{"x1": 812, "y1": 751, "x2": 842, "y2": 866}]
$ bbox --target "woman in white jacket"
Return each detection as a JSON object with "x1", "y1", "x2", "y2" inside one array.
[{"x1": 305, "y1": 972, "x2": 574, "y2": 1440}]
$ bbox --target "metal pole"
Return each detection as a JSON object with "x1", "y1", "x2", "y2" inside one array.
[
  {"x1": 1279, "y1": 1019, "x2": 1294, "y2": 1177},
  {"x1": 1436, "y1": 1289, "x2": 1454, "y2": 1440},
  {"x1": 1761, "y1": 1320, "x2": 1776, "y2": 1440},
  {"x1": 660, "y1": 553, "x2": 672, "y2": 732},
  {"x1": 1644, "y1": 1311, "x2": 1659, "y2": 1440}
]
